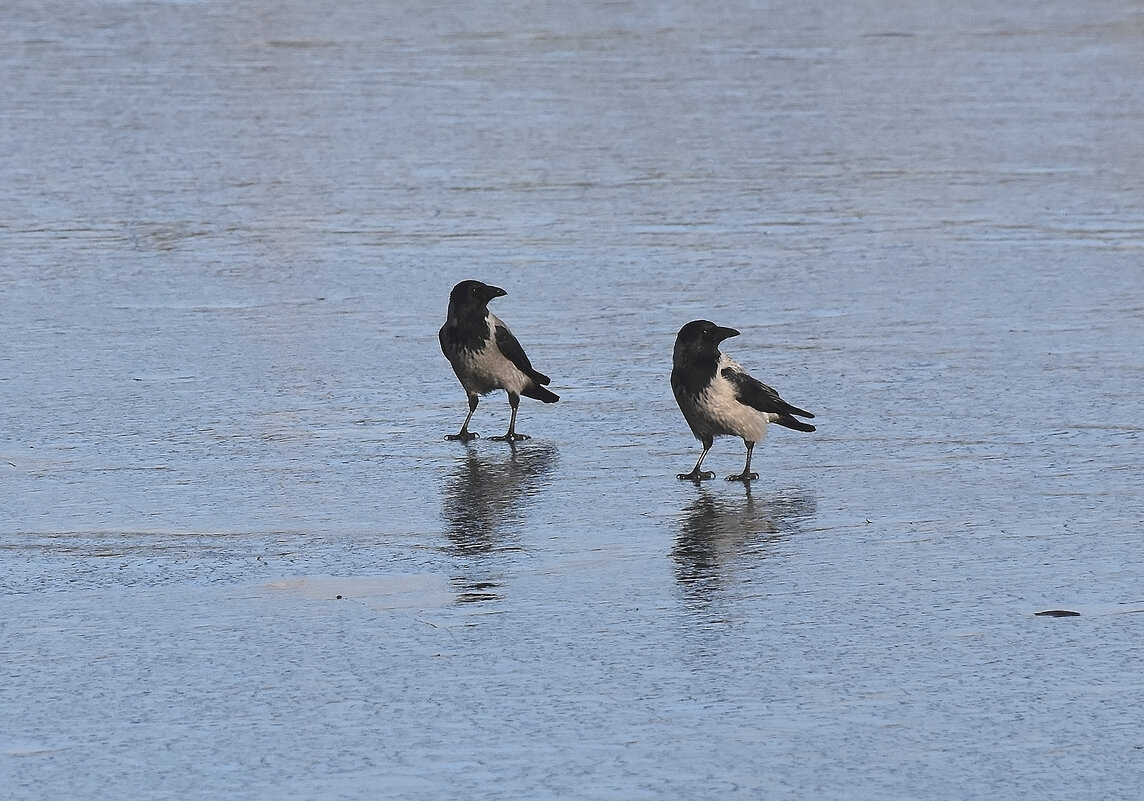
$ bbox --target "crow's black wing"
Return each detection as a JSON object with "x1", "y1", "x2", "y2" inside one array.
[
  {"x1": 495, "y1": 322, "x2": 551, "y2": 385},
  {"x1": 722, "y1": 366, "x2": 815, "y2": 430}
]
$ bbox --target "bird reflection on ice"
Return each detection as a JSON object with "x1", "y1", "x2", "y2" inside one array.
[
  {"x1": 673, "y1": 486, "x2": 816, "y2": 608},
  {"x1": 440, "y1": 441, "x2": 557, "y2": 603}
]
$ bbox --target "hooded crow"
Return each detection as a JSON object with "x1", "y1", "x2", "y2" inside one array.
[
  {"x1": 439, "y1": 280, "x2": 559, "y2": 442},
  {"x1": 671, "y1": 319, "x2": 815, "y2": 482}
]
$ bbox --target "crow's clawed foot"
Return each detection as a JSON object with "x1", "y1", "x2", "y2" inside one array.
[
  {"x1": 445, "y1": 431, "x2": 480, "y2": 442},
  {"x1": 490, "y1": 432, "x2": 530, "y2": 442},
  {"x1": 677, "y1": 469, "x2": 716, "y2": 481},
  {"x1": 725, "y1": 471, "x2": 759, "y2": 482}
]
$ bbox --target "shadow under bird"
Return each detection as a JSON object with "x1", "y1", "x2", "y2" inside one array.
[
  {"x1": 671, "y1": 319, "x2": 815, "y2": 482},
  {"x1": 439, "y1": 280, "x2": 559, "y2": 442}
]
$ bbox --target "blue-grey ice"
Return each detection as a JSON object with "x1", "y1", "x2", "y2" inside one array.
[{"x1": 3, "y1": 1, "x2": 1143, "y2": 799}]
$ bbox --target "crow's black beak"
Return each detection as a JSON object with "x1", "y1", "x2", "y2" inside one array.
[
  {"x1": 714, "y1": 326, "x2": 740, "y2": 342},
  {"x1": 487, "y1": 285, "x2": 508, "y2": 300}
]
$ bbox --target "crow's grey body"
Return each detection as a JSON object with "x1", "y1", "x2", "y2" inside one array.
[
  {"x1": 440, "y1": 280, "x2": 558, "y2": 441},
  {"x1": 671, "y1": 320, "x2": 814, "y2": 481}
]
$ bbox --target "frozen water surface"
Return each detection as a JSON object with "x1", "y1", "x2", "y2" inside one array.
[{"x1": 3, "y1": 0, "x2": 1144, "y2": 798}]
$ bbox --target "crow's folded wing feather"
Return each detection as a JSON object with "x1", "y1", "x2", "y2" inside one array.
[
  {"x1": 722, "y1": 367, "x2": 813, "y2": 419},
  {"x1": 495, "y1": 323, "x2": 551, "y2": 385}
]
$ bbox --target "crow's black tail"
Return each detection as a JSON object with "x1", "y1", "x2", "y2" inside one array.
[
  {"x1": 775, "y1": 415, "x2": 815, "y2": 432},
  {"x1": 522, "y1": 383, "x2": 559, "y2": 403}
]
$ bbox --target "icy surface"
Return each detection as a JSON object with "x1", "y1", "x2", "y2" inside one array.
[{"x1": 3, "y1": 0, "x2": 1144, "y2": 799}]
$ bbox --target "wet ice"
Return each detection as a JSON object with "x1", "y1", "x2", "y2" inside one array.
[{"x1": 4, "y1": 0, "x2": 1144, "y2": 799}]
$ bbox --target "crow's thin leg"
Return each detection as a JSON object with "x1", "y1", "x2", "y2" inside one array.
[
  {"x1": 491, "y1": 392, "x2": 530, "y2": 441},
  {"x1": 726, "y1": 440, "x2": 759, "y2": 482},
  {"x1": 446, "y1": 394, "x2": 481, "y2": 442},
  {"x1": 678, "y1": 438, "x2": 715, "y2": 481}
]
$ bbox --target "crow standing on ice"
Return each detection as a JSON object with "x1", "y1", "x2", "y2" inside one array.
[
  {"x1": 671, "y1": 320, "x2": 815, "y2": 481},
  {"x1": 439, "y1": 280, "x2": 559, "y2": 442}
]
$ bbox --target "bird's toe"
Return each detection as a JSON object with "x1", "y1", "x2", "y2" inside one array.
[
  {"x1": 677, "y1": 470, "x2": 716, "y2": 481},
  {"x1": 725, "y1": 472, "x2": 758, "y2": 482},
  {"x1": 445, "y1": 432, "x2": 480, "y2": 442},
  {"x1": 490, "y1": 433, "x2": 530, "y2": 442}
]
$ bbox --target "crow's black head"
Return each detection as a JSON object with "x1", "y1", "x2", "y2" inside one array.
[
  {"x1": 672, "y1": 320, "x2": 740, "y2": 387},
  {"x1": 674, "y1": 320, "x2": 739, "y2": 354},
  {"x1": 449, "y1": 280, "x2": 507, "y2": 310}
]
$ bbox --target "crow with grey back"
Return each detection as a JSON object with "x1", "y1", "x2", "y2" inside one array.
[
  {"x1": 671, "y1": 319, "x2": 815, "y2": 481},
  {"x1": 439, "y1": 280, "x2": 559, "y2": 442}
]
